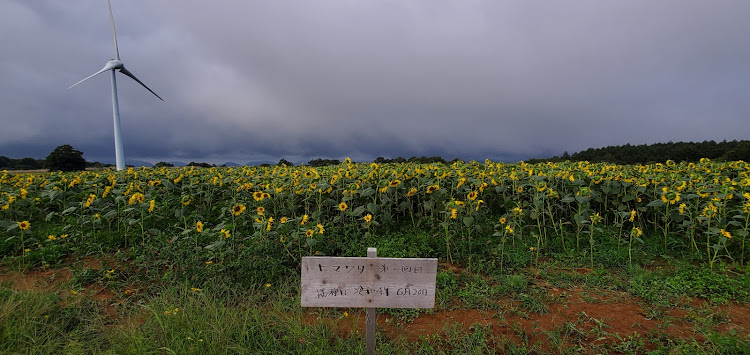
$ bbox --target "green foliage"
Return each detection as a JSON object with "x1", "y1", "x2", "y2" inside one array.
[
  {"x1": 0, "y1": 156, "x2": 44, "y2": 170},
  {"x1": 44, "y1": 144, "x2": 86, "y2": 172},
  {"x1": 307, "y1": 158, "x2": 340, "y2": 167},
  {"x1": 186, "y1": 161, "x2": 213, "y2": 168},
  {"x1": 627, "y1": 263, "x2": 749, "y2": 305},
  {"x1": 0, "y1": 285, "x2": 101, "y2": 354},
  {"x1": 529, "y1": 139, "x2": 750, "y2": 164},
  {"x1": 153, "y1": 161, "x2": 175, "y2": 168}
]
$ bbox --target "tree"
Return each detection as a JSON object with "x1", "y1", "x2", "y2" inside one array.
[
  {"x1": 277, "y1": 158, "x2": 294, "y2": 166},
  {"x1": 45, "y1": 145, "x2": 86, "y2": 171},
  {"x1": 0, "y1": 156, "x2": 11, "y2": 169},
  {"x1": 187, "y1": 162, "x2": 213, "y2": 168},
  {"x1": 153, "y1": 161, "x2": 175, "y2": 168}
]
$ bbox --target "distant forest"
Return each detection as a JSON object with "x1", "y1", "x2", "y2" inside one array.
[
  {"x1": 0, "y1": 156, "x2": 110, "y2": 171},
  {"x1": 2, "y1": 140, "x2": 749, "y2": 170},
  {"x1": 526, "y1": 140, "x2": 750, "y2": 164}
]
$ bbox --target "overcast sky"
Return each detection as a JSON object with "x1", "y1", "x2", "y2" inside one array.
[{"x1": 2, "y1": 0, "x2": 749, "y2": 165}]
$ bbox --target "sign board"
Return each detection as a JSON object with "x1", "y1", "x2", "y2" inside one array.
[{"x1": 301, "y1": 256, "x2": 438, "y2": 308}]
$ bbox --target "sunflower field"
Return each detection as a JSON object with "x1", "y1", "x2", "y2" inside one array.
[{"x1": 2, "y1": 158, "x2": 749, "y2": 287}]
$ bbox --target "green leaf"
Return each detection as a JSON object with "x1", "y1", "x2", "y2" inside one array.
[
  {"x1": 204, "y1": 240, "x2": 225, "y2": 250},
  {"x1": 360, "y1": 188, "x2": 375, "y2": 197},
  {"x1": 367, "y1": 203, "x2": 379, "y2": 214},
  {"x1": 463, "y1": 217, "x2": 474, "y2": 227},
  {"x1": 646, "y1": 200, "x2": 664, "y2": 207},
  {"x1": 62, "y1": 206, "x2": 77, "y2": 215},
  {"x1": 352, "y1": 206, "x2": 365, "y2": 216}
]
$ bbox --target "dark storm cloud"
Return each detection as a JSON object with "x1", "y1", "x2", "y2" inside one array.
[{"x1": 2, "y1": 0, "x2": 749, "y2": 165}]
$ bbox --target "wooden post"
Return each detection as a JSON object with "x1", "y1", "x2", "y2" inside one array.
[{"x1": 366, "y1": 247, "x2": 377, "y2": 355}]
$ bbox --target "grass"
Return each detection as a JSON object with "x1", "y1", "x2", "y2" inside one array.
[{"x1": 2, "y1": 248, "x2": 748, "y2": 353}]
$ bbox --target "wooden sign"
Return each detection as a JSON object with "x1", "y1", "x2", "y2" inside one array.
[{"x1": 301, "y1": 255, "x2": 438, "y2": 308}]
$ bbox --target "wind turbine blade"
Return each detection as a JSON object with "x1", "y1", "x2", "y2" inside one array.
[
  {"x1": 108, "y1": 0, "x2": 120, "y2": 60},
  {"x1": 119, "y1": 67, "x2": 164, "y2": 101},
  {"x1": 68, "y1": 64, "x2": 116, "y2": 89}
]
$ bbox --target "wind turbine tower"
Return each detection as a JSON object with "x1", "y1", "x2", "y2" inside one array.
[{"x1": 69, "y1": 0, "x2": 163, "y2": 171}]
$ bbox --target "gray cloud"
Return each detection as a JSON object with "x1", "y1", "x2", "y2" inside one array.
[{"x1": 2, "y1": 0, "x2": 749, "y2": 164}]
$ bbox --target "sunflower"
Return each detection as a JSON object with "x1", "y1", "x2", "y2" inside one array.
[
  {"x1": 388, "y1": 180, "x2": 401, "y2": 188},
  {"x1": 232, "y1": 204, "x2": 246, "y2": 216},
  {"x1": 220, "y1": 229, "x2": 230, "y2": 239},
  {"x1": 720, "y1": 229, "x2": 732, "y2": 239},
  {"x1": 426, "y1": 185, "x2": 439, "y2": 194},
  {"x1": 300, "y1": 214, "x2": 309, "y2": 225},
  {"x1": 406, "y1": 188, "x2": 418, "y2": 197},
  {"x1": 196, "y1": 221, "x2": 204, "y2": 233},
  {"x1": 317, "y1": 224, "x2": 325, "y2": 234},
  {"x1": 630, "y1": 227, "x2": 643, "y2": 237},
  {"x1": 701, "y1": 204, "x2": 718, "y2": 218},
  {"x1": 257, "y1": 206, "x2": 265, "y2": 216},
  {"x1": 17, "y1": 221, "x2": 30, "y2": 230},
  {"x1": 85, "y1": 194, "x2": 96, "y2": 208},
  {"x1": 253, "y1": 191, "x2": 264, "y2": 201},
  {"x1": 450, "y1": 208, "x2": 458, "y2": 219},
  {"x1": 499, "y1": 217, "x2": 507, "y2": 224},
  {"x1": 338, "y1": 202, "x2": 348, "y2": 212},
  {"x1": 280, "y1": 217, "x2": 288, "y2": 224},
  {"x1": 661, "y1": 190, "x2": 680, "y2": 205},
  {"x1": 305, "y1": 229, "x2": 314, "y2": 238},
  {"x1": 148, "y1": 200, "x2": 156, "y2": 213},
  {"x1": 128, "y1": 192, "x2": 145, "y2": 205},
  {"x1": 363, "y1": 214, "x2": 372, "y2": 223},
  {"x1": 467, "y1": 191, "x2": 478, "y2": 201}
]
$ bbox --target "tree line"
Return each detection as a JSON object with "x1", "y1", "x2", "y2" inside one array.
[
  {"x1": 526, "y1": 140, "x2": 750, "y2": 165},
  {"x1": 4, "y1": 140, "x2": 749, "y2": 171}
]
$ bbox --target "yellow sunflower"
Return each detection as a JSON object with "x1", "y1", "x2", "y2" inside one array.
[
  {"x1": 17, "y1": 220, "x2": 30, "y2": 230},
  {"x1": 232, "y1": 204, "x2": 246, "y2": 216}
]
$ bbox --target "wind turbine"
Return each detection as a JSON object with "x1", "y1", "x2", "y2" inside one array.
[{"x1": 69, "y1": 0, "x2": 163, "y2": 171}]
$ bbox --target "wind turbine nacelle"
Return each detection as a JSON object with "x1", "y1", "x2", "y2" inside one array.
[{"x1": 107, "y1": 59, "x2": 124, "y2": 70}]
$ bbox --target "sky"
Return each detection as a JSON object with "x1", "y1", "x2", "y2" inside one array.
[{"x1": 2, "y1": 0, "x2": 749, "y2": 165}]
